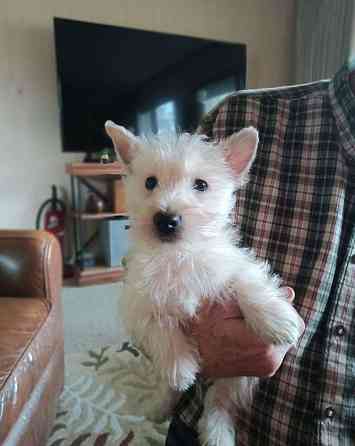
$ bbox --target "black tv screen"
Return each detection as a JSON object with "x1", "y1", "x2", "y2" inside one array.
[{"x1": 54, "y1": 18, "x2": 246, "y2": 152}]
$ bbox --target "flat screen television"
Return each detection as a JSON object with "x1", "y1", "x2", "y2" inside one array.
[{"x1": 54, "y1": 18, "x2": 246, "y2": 153}]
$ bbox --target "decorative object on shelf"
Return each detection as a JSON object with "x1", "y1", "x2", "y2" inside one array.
[
  {"x1": 83, "y1": 147, "x2": 117, "y2": 163},
  {"x1": 78, "y1": 252, "x2": 96, "y2": 269},
  {"x1": 85, "y1": 193, "x2": 105, "y2": 214},
  {"x1": 99, "y1": 148, "x2": 116, "y2": 163}
]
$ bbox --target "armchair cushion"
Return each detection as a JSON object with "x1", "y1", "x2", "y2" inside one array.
[
  {"x1": 0, "y1": 298, "x2": 48, "y2": 390},
  {"x1": 0, "y1": 231, "x2": 62, "y2": 301},
  {"x1": 0, "y1": 230, "x2": 64, "y2": 446}
]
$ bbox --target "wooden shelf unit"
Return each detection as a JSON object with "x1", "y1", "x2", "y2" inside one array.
[
  {"x1": 72, "y1": 212, "x2": 129, "y2": 220},
  {"x1": 67, "y1": 161, "x2": 128, "y2": 286},
  {"x1": 66, "y1": 161, "x2": 126, "y2": 177},
  {"x1": 75, "y1": 265, "x2": 126, "y2": 286}
]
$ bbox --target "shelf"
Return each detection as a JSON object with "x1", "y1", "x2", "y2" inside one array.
[
  {"x1": 75, "y1": 265, "x2": 126, "y2": 286},
  {"x1": 66, "y1": 162, "x2": 126, "y2": 178},
  {"x1": 72, "y1": 212, "x2": 129, "y2": 220},
  {"x1": 68, "y1": 160, "x2": 128, "y2": 286}
]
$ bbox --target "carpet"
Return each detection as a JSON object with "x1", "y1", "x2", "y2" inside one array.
[{"x1": 47, "y1": 342, "x2": 170, "y2": 446}]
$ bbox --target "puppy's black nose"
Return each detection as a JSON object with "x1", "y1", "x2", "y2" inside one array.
[{"x1": 153, "y1": 212, "x2": 182, "y2": 238}]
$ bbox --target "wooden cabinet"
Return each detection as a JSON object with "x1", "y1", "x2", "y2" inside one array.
[{"x1": 66, "y1": 162, "x2": 128, "y2": 286}]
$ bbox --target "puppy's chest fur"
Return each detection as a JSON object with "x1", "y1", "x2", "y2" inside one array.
[{"x1": 125, "y1": 241, "x2": 238, "y2": 321}]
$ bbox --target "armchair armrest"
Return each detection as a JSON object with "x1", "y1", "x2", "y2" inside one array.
[{"x1": 0, "y1": 230, "x2": 62, "y2": 304}]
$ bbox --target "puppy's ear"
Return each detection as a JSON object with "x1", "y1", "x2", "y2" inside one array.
[
  {"x1": 224, "y1": 127, "x2": 259, "y2": 178},
  {"x1": 105, "y1": 121, "x2": 138, "y2": 164}
]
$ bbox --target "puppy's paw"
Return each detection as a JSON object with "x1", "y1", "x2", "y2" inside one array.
[
  {"x1": 254, "y1": 301, "x2": 304, "y2": 346},
  {"x1": 168, "y1": 355, "x2": 199, "y2": 391},
  {"x1": 262, "y1": 316, "x2": 303, "y2": 345}
]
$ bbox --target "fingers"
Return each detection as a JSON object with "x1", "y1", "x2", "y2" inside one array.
[
  {"x1": 201, "y1": 340, "x2": 292, "y2": 379},
  {"x1": 221, "y1": 317, "x2": 267, "y2": 347},
  {"x1": 259, "y1": 344, "x2": 291, "y2": 377},
  {"x1": 187, "y1": 286, "x2": 298, "y2": 338}
]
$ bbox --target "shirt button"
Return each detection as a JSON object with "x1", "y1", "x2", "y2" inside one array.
[
  {"x1": 334, "y1": 325, "x2": 346, "y2": 337},
  {"x1": 324, "y1": 407, "x2": 336, "y2": 420}
]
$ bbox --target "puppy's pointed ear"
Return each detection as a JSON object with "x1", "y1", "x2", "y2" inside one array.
[
  {"x1": 105, "y1": 121, "x2": 138, "y2": 164},
  {"x1": 224, "y1": 127, "x2": 259, "y2": 178}
]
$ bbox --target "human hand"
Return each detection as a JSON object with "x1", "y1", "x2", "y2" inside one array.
[{"x1": 188, "y1": 287, "x2": 305, "y2": 379}]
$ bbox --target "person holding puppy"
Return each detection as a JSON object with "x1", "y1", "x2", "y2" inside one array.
[{"x1": 166, "y1": 61, "x2": 355, "y2": 445}]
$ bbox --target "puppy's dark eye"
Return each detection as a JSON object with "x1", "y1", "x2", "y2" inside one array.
[
  {"x1": 193, "y1": 179, "x2": 208, "y2": 192},
  {"x1": 145, "y1": 176, "x2": 158, "y2": 190}
]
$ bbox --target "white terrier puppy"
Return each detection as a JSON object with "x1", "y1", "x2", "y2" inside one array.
[{"x1": 105, "y1": 121, "x2": 304, "y2": 446}]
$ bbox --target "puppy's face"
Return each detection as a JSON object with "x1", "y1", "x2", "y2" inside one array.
[{"x1": 105, "y1": 123, "x2": 258, "y2": 248}]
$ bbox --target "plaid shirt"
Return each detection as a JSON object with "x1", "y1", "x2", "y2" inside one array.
[{"x1": 173, "y1": 62, "x2": 355, "y2": 445}]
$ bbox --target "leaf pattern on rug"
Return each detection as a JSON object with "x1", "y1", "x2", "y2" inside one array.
[
  {"x1": 93, "y1": 432, "x2": 110, "y2": 446},
  {"x1": 82, "y1": 346, "x2": 110, "y2": 371},
  {"x1": 48, "y1": 343, "x2": 169, "y2": 446},
  {"x1": 70, "y1": 433, "x2": 92, "y2": 446},
  {"x1": 119, "y1": 431, "x2": 134, "y2": 445},
  {"x1": 61, "y1": 375, "x2": 144, "y2": 437},
  {"x1": 102, "y1": 347, "x2": 171, "y2": 423},
  {"x1": 49, "y1": 423, "x2": 67, "y2": 438},
  {"x1": 50, "y1": 439, "x2": 66, "y2": 446},
  {"x1": 117, "y1": 342, "x2": 140, "y2": 358}
]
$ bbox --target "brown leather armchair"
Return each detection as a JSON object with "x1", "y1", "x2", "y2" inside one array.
[{"x1": 0, "y1": 230, "x2": 64, "y2": 446}]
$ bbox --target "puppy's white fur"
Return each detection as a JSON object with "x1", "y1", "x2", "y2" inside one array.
[{"x1": 106, "y1": 121, "x2": 304, "y2": 446}]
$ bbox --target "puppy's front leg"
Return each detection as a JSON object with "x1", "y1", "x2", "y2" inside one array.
[
  {"x1": 145, "y1": 320, "x2": 200, "y2": 391},
  {"x1": 230, "y1": 252, "x2": 304, "y2": 345}
]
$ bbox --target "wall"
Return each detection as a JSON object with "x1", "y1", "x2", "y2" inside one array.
[{"x1": 0, "y1": 0, "x2": 296, "y2": 230}]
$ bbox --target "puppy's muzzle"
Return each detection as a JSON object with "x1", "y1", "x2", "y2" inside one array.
[{"x1": 153, "y1": 211, "x2": 182, "y2": 241}]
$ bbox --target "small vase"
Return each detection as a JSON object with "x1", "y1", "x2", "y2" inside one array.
[{"x1": 86, "y1": 194, "x2": 105, "y2": 213}]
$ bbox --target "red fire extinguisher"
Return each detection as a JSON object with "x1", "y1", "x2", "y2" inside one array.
[{"x1": 36, "y1": 185, "x2": 66, "y2": 256}]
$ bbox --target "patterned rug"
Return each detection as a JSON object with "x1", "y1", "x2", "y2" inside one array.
[{"x1": 47, "y1": 342, "x2": 170, "y2": 446}]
